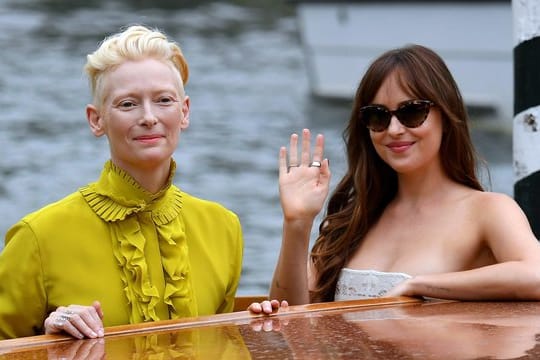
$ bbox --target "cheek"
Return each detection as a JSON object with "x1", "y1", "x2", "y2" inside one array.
[
  {"x1": 415, "y1": 127, "x2": 443, "y2": 159},
  {"x1": 368, "y1": 131, "x2": 380, "y2": 144},
  {"x1": 368, "y1": 131, "x2": 386, "y2": 159},
  {"x1": 369, "y1": 132, "x2": 385, "y2": 153}
]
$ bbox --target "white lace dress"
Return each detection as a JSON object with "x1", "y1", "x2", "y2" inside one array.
[{"x1": 334, "y1": 268, "x2": 412, "y2": 300}]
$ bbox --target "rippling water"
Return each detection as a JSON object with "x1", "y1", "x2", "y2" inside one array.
[{"x1": 0, "y1": 0, "x2": 513, "y2": 294}]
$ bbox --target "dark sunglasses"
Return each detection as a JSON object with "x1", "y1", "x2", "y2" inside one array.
[{"x1": 358, "y1": 99, "x2": 435, "y2": 132}]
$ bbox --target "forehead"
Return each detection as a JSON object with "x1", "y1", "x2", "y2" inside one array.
[
  {"x1": 100, "y1": 58, "x2": 184, "y2": 101},
  {"x1": 372, "y1": 71, "x2": 415, "y2": 106}
]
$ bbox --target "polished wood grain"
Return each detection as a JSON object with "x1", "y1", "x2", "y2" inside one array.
[{"x1": 4, "y1": 296, "x2": 540, "y2": 359}]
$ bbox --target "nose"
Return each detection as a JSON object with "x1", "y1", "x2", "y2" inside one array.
[
  {"x1": 139, "y1": 101, "x2": 158, "y2": 127},
  {"x1": 386, "y1": 115, "x2": 404, "y2": 135}
]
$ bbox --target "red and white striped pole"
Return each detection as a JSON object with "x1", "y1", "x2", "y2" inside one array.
[{"x1": 513, "y1": 0, "x2": 540, "y2": 237}]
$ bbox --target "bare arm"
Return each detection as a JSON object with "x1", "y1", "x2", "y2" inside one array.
[
  {"x1": 388, "y1": 261, "x2": 540, "y2": 300},
  {"x1": 270, "y1": 219, "x2": 314, "y2": 304},
  {"x1": 388, "y1": 193, "x2": 540, "y2": 300},
  {"x1": 268, "y1": 129, "x2": 331, "y2": 305}
]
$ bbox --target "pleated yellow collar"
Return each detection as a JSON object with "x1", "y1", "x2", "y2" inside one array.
[{"x1": 79, "y1": 160, "x2": 183, "y2": 224}]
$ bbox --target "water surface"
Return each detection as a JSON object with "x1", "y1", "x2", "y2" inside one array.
[{"x1": 0, "y1": 0, "x2": 513, "y2": 294}]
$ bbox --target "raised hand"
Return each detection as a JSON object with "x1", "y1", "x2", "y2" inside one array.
[{"x1": 279, "y1": 129, "x2": 331, "y2": 222}]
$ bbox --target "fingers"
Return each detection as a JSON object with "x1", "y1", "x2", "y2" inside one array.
[
  {"x1": 301, "y1": 129, "x2": 312, "y2": 166},
  {"x1": 289, "y1": 132, "x2": 299, "y2": 168},
  {"x1": 254, "y1": 300, "x2": 274, "y2": 314},
  {"x1": 92, "y1": 300, "x2": 104, "y2": 320},
  {"x1": 279, "y1": 146, "x2": 288, "y2": 176},
  {"x1": 61, "y1": 319, "x2": 91, "y2": 339},
  {"x1": 319, "y1": 158, "x2": 331, "y2": 184},
  {"x1": 281, "y1": 129, "x2": 328, "y2": 173},
  {"x1": 312, "y1": 133, "x2": 325, "y2": 163},
  {"x1": 45, "y1": 303, "x2": 105, "y2": 339},
  {"x1": 248, "y1": 300, "x2": 288, "y2": 315},
  {"x1": 248, "y1": 302, "x2": 263, "y2": 314}
]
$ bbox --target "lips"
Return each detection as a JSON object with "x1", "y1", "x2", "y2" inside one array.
[
  {"x1": 135, "y1": 134, "x2": 163, "y2": 139},
  {"x1": 134, "y1": 134, "x2": 164, "y2": 143},
  {"x1": 387, "y1": 141, "x2": 414, "y2": 153}
]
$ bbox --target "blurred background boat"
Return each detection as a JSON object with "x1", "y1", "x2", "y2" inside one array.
[{"x1": 293, "y1": 0, "x2": 513, "y2": 124}]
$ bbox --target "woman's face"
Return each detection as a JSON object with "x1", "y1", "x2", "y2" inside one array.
[
  {"x1": 86, "y1": 58, "x2": 189, "y2": 173},
  {"x1": 368, "y1": 73, "x2": 443, "y2": 175}
]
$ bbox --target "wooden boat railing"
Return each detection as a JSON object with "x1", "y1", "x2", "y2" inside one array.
[{"x1": 0, "y1": 296, "x2": 421, "y2": 355}]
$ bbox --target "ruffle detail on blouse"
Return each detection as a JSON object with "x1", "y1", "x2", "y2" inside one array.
[
  {"x1": 155, "y1": 221, "x2": 197, "y2": 319},
  {"x1": 79, "y1": 160, "x2": 196, "y2": 322},
  {"x1": 111, "y1": 219, "x2": 161, "y2": 322},
  {"x1": 79, "y1": 160, "x2": 182, "y2": 223},
  {"x1": 111, "y1": 218, "x2": 197, "y2": 323}
]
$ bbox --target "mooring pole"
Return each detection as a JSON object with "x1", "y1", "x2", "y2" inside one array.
[{"x1": 513, "y1": 0, "x2": 540, "y2": 238}]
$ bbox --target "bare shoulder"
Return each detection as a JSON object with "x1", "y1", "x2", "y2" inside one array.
[
  {"x1": 460, "y1": 190, "x2": 533, "y2": 234},
  {"x1": 467, "y1": 190, "x2": 535, "y2": 240},
  {"x1": 467, "y1": 191, "x2": 522, "y2": 215}
]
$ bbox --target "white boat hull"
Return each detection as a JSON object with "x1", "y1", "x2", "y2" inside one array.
[{"x1": 296, "y1": 2, "x2": 513, "y2": 121}]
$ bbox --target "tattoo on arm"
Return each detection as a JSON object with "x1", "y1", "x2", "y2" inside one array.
[{"x1": 424, "y1": 285, "x2": 451, "y2": 294}]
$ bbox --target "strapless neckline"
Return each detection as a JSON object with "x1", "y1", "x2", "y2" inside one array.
[{"x1": 335, "y1": 268, "x2": 412, "y2": 300}]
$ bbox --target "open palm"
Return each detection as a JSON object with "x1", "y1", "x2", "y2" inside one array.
[{"x1": 278, "y1": 129, "x2": 331, "y2": 221}]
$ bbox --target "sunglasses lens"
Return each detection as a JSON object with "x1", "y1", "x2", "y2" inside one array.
[
  {"x1": 359, "y1": 100, "x2": 433, "y2": 132},
  {"x1": 359, "y1": 106, "x2": 390, "y2": 132},
  {"x1": 396, "y1": 101, "x2": 431, "y2": 128}
]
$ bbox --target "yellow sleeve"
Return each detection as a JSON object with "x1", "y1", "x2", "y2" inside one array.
[{"x1": 0, "y1": 221, "x2": 47, "y2": 339}]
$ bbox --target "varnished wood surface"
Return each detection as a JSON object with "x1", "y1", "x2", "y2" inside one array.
[{"x1": 2, "y1": 296, "x2": 540, "y2": 359}]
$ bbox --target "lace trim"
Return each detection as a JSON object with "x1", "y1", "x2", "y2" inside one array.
[
  {"x1": 335, "y1": 269, "x2": 411, "y2": 300},
  {"x1": 79, "y1": 160, "x2": 196, "y2": 322}
]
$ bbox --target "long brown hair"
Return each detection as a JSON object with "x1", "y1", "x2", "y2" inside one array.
[{"x1": 310, "y1": 44, "x2": 484, "y2": 302}]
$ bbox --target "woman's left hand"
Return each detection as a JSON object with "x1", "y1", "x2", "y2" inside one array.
[{"x1": 248, "y1": 299, "x2": 289, "y2": 314}]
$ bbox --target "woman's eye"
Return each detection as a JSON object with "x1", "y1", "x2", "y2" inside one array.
[
  {"x1": 118, "y1": 101, "x2": 136, "y2": 109},
  {"x1": 158, "y1": 97, "x2": 175, "y2": 105}
]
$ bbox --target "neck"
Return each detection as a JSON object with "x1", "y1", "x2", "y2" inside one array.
[
  {"x1": 395, "y1": 161, "x2": 452, "y2": 205},
  {"x1": 112, "y1": 159, "x2": 172, "y2": 194}
]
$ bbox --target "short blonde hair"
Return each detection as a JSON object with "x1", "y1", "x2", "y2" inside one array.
[{"x1": 84, "y1": 25, "x2": 189, "y2": 106}]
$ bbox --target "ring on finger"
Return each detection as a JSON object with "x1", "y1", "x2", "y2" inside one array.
[
  {"x1": 60, "y1": 313, "x2": 71, "y2": 321},
  {"x1": 53, "y1": 319, "x2": 65, "y2": 328},
  {"x1": 54, "y1": 314, "x2": 70, "y2": 328},
  {"x1": 287, "y1": 164, "x2": 299, "y2": 171},
  {"x1": 310, "y1": 161, "x2": 321, "y2": 168}
]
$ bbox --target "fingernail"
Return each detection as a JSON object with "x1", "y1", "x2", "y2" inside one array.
[
  {"x1": 98, "y1": 329, "x2": 104, "y2": 337},
  {"x1": 90, "y1": 331, "x2": 97, "y2": 338}
]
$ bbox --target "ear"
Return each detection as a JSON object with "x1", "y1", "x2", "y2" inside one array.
[
  {"x1": 179, "y1": 96, "x2": 190, "y2": 130},
  {"x1": 86, "y1": 104, "x2": 105, "y2": 137}
]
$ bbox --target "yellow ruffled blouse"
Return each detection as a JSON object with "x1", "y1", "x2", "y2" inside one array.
[{"x1": 0, "y1": 160, "x2": 243, "y2": 339}]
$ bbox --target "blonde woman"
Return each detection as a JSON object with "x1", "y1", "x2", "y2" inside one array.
[{"x1": 0, "y1": 25, "x2": 243, "y2": 339}]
